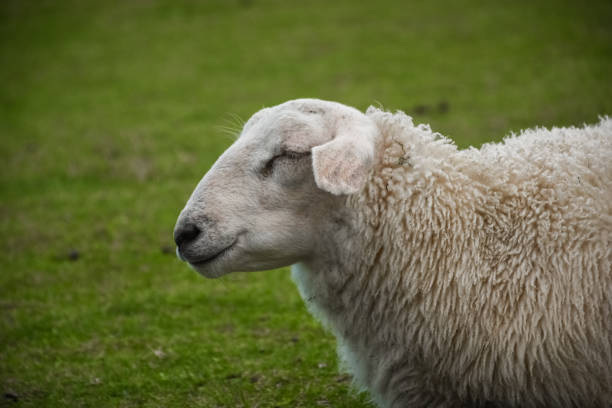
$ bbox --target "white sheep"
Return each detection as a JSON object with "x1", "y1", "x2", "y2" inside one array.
[{"x1": 174, "y1": 99, "x2": 612, "y2": 408}]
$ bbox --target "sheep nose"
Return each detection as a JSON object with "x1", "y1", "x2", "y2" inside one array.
[{"x1": 174, "y1": 222, "x2": 200, "y2": 248}]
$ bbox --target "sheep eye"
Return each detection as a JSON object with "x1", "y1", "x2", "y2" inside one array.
[{"x1": 260, "y1": 151, "x2": 310, "y2": 177}]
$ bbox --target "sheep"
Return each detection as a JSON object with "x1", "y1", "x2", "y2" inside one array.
[{"x1": 174, "y1": 98, "x2": 612, "y2": 408}]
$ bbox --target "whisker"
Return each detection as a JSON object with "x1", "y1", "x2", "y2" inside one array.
[
  {"x1": 214, "y1": 125, "x2": 242, "y2": 140},
  {"x1": 216, "y1": 124, "x2": 242, "y2": 133},
  {"x1": 227, "y1": 112, "x2": 245, "y2": 128}
]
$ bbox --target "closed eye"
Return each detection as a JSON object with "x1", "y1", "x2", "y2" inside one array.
[{"x1": 261, "y1": 150, "x2": 311, "y2": 177}]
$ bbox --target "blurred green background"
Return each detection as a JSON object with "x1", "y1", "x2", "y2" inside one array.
[{"x1": 1, "y1": 0, "x2": 611, "y2": 406}]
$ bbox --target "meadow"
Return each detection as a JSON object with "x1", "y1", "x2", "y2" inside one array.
[{"x1": 1, "y1": 0, "x2": 611, "y2": 406}]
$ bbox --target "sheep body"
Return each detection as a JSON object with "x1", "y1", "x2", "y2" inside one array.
[
  {"x1": 292, "y1": 109, "x2": 612, "y2": 407},
  {"x1": 175, "y1": 99, "x2": 611, "y2": 407}
]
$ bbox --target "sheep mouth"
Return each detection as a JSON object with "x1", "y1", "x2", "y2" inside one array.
[{"x1": 188, "y1": 241, "x2": 236, "y2": 267}]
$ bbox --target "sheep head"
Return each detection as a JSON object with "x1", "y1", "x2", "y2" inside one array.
[{"x1": 174, "y1": 99, "x2": 380, "y2": 278}]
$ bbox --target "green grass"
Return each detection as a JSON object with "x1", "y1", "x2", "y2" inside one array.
[{"x1": 1, "y1": 0, "x2": 611, "y2": 406}]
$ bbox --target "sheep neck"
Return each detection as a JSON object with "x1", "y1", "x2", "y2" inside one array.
[{"x1": 293, "y1": 125, "x2": 473, "y2": 347}]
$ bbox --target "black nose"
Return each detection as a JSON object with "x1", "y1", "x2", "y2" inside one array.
[{"x1": 174, "y1": 222, "x2": 200, "y2": 247}]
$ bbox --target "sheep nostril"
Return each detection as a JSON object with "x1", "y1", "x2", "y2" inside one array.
[{"x1": 174, "y1": 222, "x2": 200, "y2": 248}]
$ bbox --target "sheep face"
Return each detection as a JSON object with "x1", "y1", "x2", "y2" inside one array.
[{"x1": 174, "y1": 99, "x2": 379, "y2": 278}]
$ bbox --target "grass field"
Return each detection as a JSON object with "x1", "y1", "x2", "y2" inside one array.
[{"x1": 1, "y1": 0, "x2": 611, "y2": 406}]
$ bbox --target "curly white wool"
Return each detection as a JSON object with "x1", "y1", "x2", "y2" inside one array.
[{"x1": 293, "y1": 109, "x2": 612, "y2": 407}]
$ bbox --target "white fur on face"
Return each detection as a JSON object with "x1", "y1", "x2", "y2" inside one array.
[{"x1": 174, "y1": 99, "x2": 379, "y2": 278}]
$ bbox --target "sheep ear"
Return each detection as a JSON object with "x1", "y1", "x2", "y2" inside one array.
[{"x1": 312, "y1": 120, "x2": 378, "y2": 195}]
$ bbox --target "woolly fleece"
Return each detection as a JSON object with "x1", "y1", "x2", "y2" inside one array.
[{"x1": 292, "y1": 109, "x2": 612, "y2": 407}]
